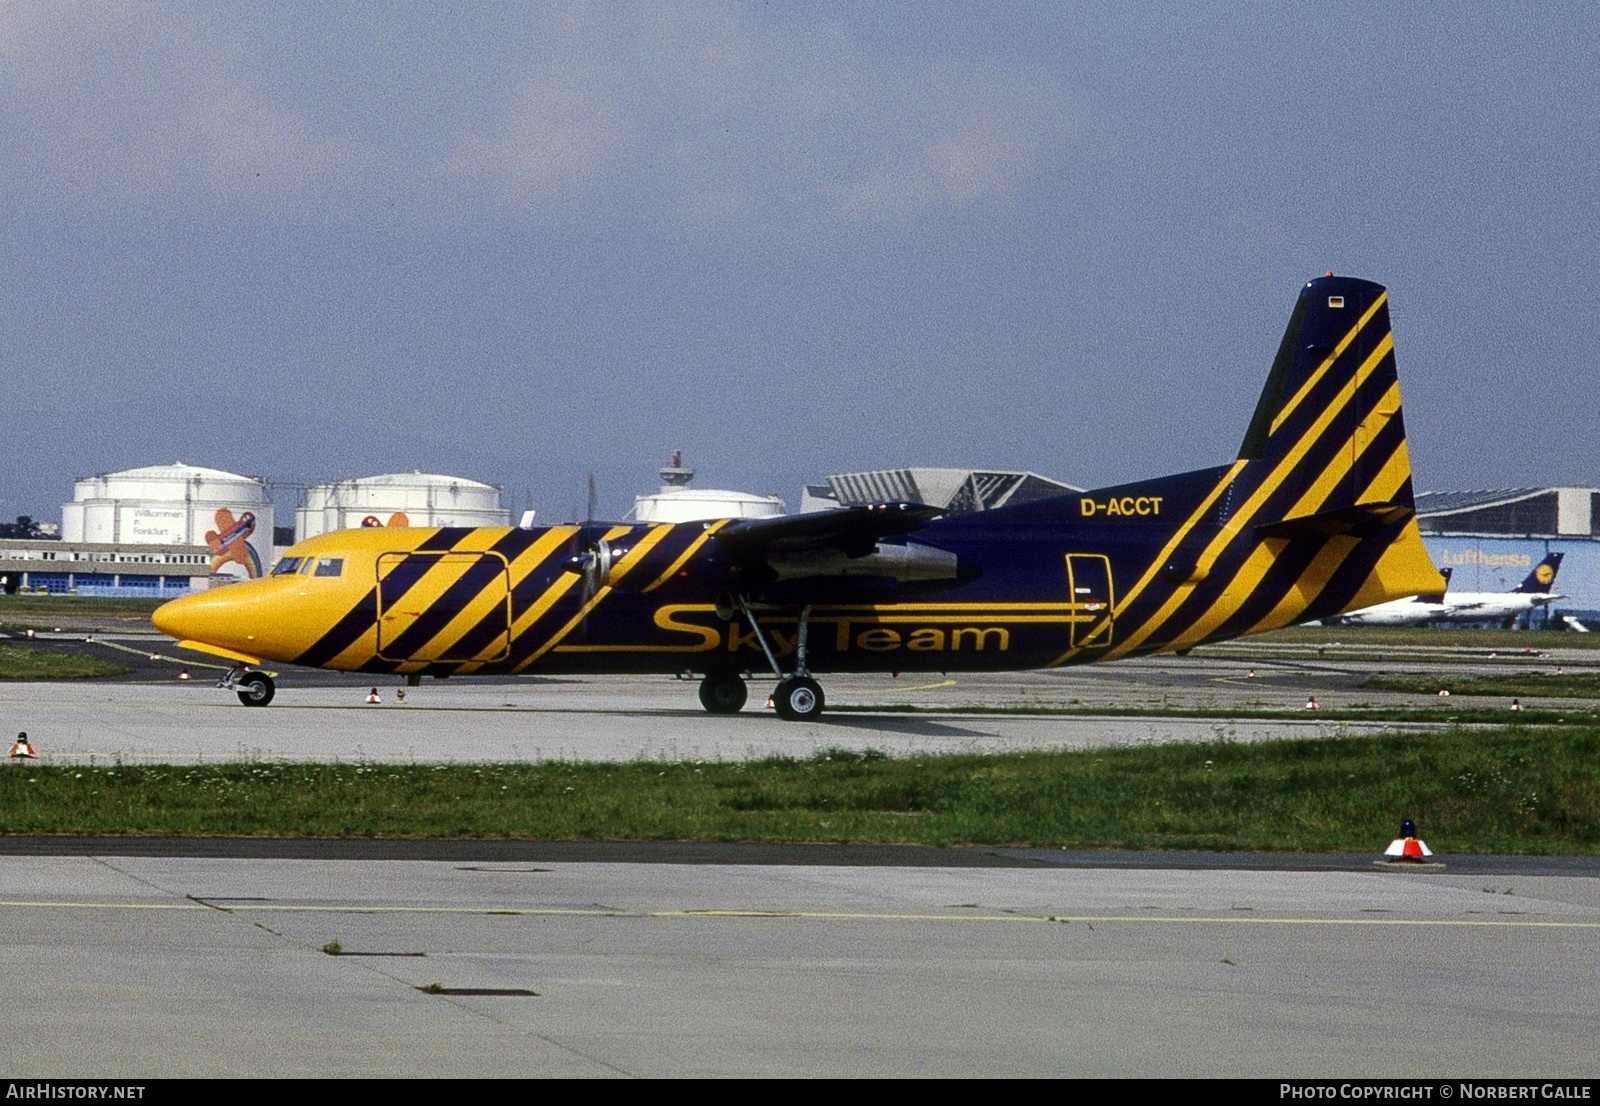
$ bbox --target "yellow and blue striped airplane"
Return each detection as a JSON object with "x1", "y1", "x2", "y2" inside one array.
[{"x1": 153, "y1": 275, "x2": 1443, "y2": 720}]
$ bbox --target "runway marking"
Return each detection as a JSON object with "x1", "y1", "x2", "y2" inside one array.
[
  {"x1": 899, "y1": 679, "x2": 958, "y2": 692},
  {"x1": 2, "y1": 899, "x2": 1598, "y2": 929}
]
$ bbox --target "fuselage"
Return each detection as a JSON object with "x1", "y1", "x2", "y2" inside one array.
[
  {"x1": 1336, "y1": 591, "x2": 1563, "y2": 627},
  {"x1": 152, "y1": 461, "x2": 1440, "y2": 680}
]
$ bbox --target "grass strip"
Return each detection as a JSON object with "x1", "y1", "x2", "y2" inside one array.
[
  {"x1": 0, "y1": 596, "x2": 166, "y2": 623},
  {"x1": 4, "y1": 727, "x2": 1598, "y2": 853},
  {"x1": 1362, "y1": 673, "x2": 1600, "y2": 699},
  {"x1": 0, "y1": 643, "x2": 131, "y2": 680},
  {"x1": 1247, "y1": 626, "x2": 1597, "y2": 650}
]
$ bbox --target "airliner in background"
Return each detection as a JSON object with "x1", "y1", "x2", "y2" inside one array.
[{"x1": 1320, "y1": 552, "x2": 1564, "y2": 627}]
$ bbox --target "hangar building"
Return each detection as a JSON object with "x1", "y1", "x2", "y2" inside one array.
[
  {"x1": 1416, "y1": 487, "x2": 1600, "y2": 623},
  {"x1": 802, "y1": 468, "x2": 1080, "y2": 513}
]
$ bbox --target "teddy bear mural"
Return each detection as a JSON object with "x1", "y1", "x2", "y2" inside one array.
[{"x1": 205, "y1": 508, "x2": 263, "y2": 578}]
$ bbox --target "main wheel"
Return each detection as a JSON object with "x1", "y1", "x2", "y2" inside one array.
[
  {"x1": 698, "y1": 673, "x2": 748, "y2": 714},
  {"x1": 236, "y1": 671, "x2": 275, "y2": 707},
  {"x1": 772, "y1": 676, "x2": 824, "y2": 721}
]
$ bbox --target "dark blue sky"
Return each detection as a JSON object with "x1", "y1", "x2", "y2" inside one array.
[{"x1": 2, "y1": 3, "x2": 1595, "y2": 522}]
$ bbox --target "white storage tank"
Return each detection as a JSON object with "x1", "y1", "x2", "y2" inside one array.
[
  {"x1": 629, "y1": 453, "x2": 786, "y2": 524},
  {"x1": 632, "y1": 488, "x2": 786, "y2": 523},
  {"x1": 296, "y1": 472, "x2": 509, "y2": 540},
  {"x1": 61, "y1": 463, "x2": 274, "y2": 580}
]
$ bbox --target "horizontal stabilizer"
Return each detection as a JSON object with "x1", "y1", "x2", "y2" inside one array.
[{"x1": 1254, "y1": 502, "x2": 1413, "y2": 542}]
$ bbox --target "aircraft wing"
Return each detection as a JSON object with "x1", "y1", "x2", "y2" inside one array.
[{"x1": 714, "y1": 503, "x2": 943, "y2": 560}]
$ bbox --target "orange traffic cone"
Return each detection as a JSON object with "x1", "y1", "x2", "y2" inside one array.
[
  {"x1": 1383, "y1": 818, "x2": 1436, "y2": 864},
  {"x1": 9, "y1": 732, "x2": 36, "y2": 758},
  {"x1": 365, "y1": 688, "x2": 381, "y2": 704}
]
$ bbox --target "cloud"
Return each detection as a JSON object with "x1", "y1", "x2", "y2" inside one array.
[
  {"x1": 447, "y1": 4, "x2": 1072, "y2": 225},
  {"x1": 0, "y1": 1, "x2": 366, "y2": 209},
  {"x1": 0, "y1": 2, "x2": 1072, "y2": 228}
]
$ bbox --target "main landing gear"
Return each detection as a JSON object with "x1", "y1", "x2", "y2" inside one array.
[
  {"x1": 697, "y1": 673, "x2": 748, "y2": 714},
  {"x1": 222, "y1": 667, "x2": 276, "y2": 707},
  {"x1": 695, "y1": 600, "x2": 826, "y2": 722},
  {"x1": 770, "y1": 675, "x2": 824, "y2": 722}
]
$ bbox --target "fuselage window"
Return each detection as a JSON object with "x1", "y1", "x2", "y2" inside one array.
[
  {"x1": 271, "y1": 558, "x2": 303, "y2": 576},
  {"x1": 313, "y1": 558, "x2": 344, "y2": 577}
]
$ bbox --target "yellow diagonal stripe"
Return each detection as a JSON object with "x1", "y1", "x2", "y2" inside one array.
[
  {"x1": 1269, "y1": 292, "x2": 1387, "y2": 434},
  {"x1": 642, "y1": 518, "x2": 730, "y2": 594},
  {"x1": 1161, "y1": 377, "x2": 1402, "y2": 651}
]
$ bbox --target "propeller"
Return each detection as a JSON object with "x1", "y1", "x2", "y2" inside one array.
[{"x1": 564, "y1": 473, "x2": 612, "y2": 638}]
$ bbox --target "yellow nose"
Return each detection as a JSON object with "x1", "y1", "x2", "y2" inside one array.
[{"x1": 153, "y1": 585, "x2": 276, "y2": 660}]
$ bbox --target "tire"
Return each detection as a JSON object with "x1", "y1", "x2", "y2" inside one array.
[
  {"x1": 236, "y1": 671, "x2": 275, "y2": 707},
  {"x1": 772, "y1": 676, "x2": 824, "y2": 721},
  {"x1": 698, "y1": 674, "x2": 748, "y2": 714}
]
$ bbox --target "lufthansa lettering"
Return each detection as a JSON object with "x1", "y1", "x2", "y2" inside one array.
[{"x1": 1080, "y1": 496, "x2": 1162, "y2": 518}]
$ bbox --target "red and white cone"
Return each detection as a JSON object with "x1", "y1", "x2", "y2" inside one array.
[
  {"x1": 1383, "y1": 818, "x2": 1435, "y2": 863},
  {"x1": 9, "y1": 732, "x2": 36, "y2": 758},
  {"x1": 365, "y1": 688, "x2": 381, "y2": 704}
]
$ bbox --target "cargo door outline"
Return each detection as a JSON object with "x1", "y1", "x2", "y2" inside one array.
[
  {"x1": 376, "y1": 551, "x2": 511, "y2": 663},
  {"x1": 1066, "y1": 554, "x2": 1114, "y2": 649}
]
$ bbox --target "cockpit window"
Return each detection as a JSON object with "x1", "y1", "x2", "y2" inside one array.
[
  {"x1": 313, "y1": 558, "x2": 344, "y2": 577},
  {"x1": 271, "y1": 558, "x2": 303, "y2": 576}
]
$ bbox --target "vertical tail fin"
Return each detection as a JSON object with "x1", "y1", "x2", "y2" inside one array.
[
  {"x1": 1078, "y1": 275, "x2": 1446, "y2": 655},
  {"x1": 1238, "y1": 275, "x2": 1415, "y2": 519},
  {"x1": 1222, "y1": 276, "x2": 1442, "y2": 621},
  {"x1": 1515, "y1": 551, "x2": 1563, "y2": 593}
]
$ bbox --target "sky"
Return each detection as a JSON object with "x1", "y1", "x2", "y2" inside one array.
[{"x1": 1, "y1": 1, "x2": 1596, "y2": 523}]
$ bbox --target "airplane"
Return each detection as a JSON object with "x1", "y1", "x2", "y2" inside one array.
[
  {"x1": 151, "y1": 274, "x2": 1445, "y2": 720},
  {"x1": 1320, "y1": 552, "x2": 1564, "y2": 627}
]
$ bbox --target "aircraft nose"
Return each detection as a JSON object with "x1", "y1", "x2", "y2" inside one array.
[{"x1": 152, "y1": 587, "x2": 268, "y2": 655}]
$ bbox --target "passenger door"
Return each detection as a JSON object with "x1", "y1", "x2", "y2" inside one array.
[
  {"x1": 1065, "y1": 554, "x2": 1114, "y2": 649},
  {"x1": 376, "y1": 551, "x2": 511, "y2": 663}
]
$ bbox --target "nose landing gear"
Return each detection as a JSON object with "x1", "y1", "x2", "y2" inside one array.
[{"x1": 221, "y1": 667, "x2": 276, "y2": 707}]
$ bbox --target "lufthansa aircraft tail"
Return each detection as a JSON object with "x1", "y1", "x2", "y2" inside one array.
[{"x1": 1514, "y1": 551, "x2": 1564, "y2": 593}]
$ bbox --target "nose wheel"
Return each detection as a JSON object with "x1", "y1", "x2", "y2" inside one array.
[{"x1": 231, "y1": 670, "x2": 276, "y2": 707}]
